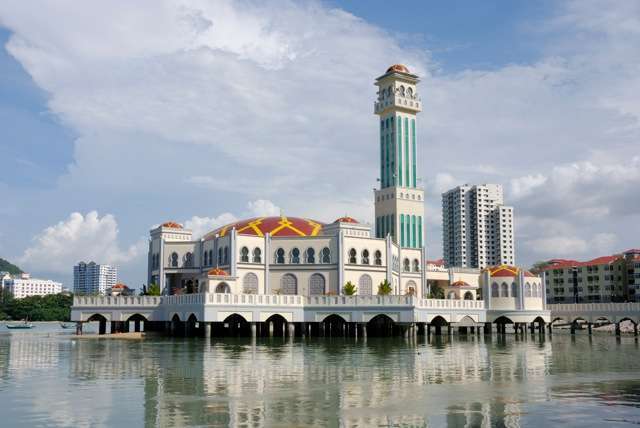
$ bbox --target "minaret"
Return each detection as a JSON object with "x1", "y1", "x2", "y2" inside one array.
[{"x1": 373, "y1": 64, "x2": 424, "y2": 249}]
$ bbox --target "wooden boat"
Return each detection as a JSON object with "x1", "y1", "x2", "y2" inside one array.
[{"x1": 7, "y1": 321, "x2": 34, "y2": 329}]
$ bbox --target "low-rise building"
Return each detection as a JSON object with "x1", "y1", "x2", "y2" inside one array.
[
  {"x1": 2, "y1": 273, "x2": 63, "y2": 299},
  {"x1": 539, "y1": 249, "x2": 640, "y2": 303}
]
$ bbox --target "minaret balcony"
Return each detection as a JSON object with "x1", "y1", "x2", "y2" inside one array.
[{"x1": 374, "y1": 96, "x2": 422, "y2": 114}]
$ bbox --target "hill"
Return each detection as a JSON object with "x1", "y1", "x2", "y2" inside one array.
[{"x1": 0, "y1": 258, "x2": 23, "y2": 275}]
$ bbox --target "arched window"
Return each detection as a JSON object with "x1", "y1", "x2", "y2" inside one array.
[
  {"x1": 464, "y1": 291, "x2": 473, "y2": 300},
  {"x1": 358, "y1": 274, "x2": 372, "y2": 295},
  {"x1": 413, "y1": 259, "x2": 420, "y2": 272},
  {"x1": 243, "y1": 273, "x2": 258, "y2": 294},
  {"x1": 511, "y1": 282, "x2": 518, "y2": 298},
  {"x1": 240, "y1": 247, "x2": 249, "y2": 263},
  {"x1": 305, "y1": 248, "x2": 315, "y2": 264},
  {"x1": 407, "y1": 87, "x2": 413, "y2": 98},
  {"x1": 348, "y1": 248, "x2": 357, "y2": 264},
  {"x1": 534, "y1": 283, "x2": 541, "y2": 297},
  {"x1": 399, "y1": 85, "x2": 405, "y2": 96},
  {"x1": 171, "y1": 252, "x2": 178, "y2": 267},
  {"x1": 184, "y1": 252, "x2": 193, "y2": 267},
  {"x1": 223, "y1": 247, "x2": 229, "y2": 265},
  {"x1": 280, "y1": 274, "x2": 297, "y2": 295},
  {"x1": 362, "y1": 249, "x2": 370, "y2": 265},
  {"x1": 215, "y1": 282, "x2": 230, "y2": 294},
  {"x1": 374, "y1": 250, "x2": 382, "y2": 266},
  {"x1": 403, "y1": 258, "x2": 410, "y2": 272},
  {"x1": 406, "y1": 280, "x2": 417, "y2": 296},
  {"x1": 491, "y1": 283, "x2": 499, "y2": 297},
  {"x1": 218, "y1": 248, "x2": 223, "y2": 265},
  {"x1": 208, "y1": 250, "x2": 213, "y2": 266},
  {"x1": 386, "y1": 86, "x2": 392, "y2": 97},
  {"x1": 203, "y1": 251, "x2": 208, "y2": 266},
  {"x1": 501, "y1": 282, "x2": 509, "y2": 297},
  {"x1": 321, "y1": 247, "x2": 331, "y2": 264},
  {"x1": 291, "y1": 248, "x2": 300, "y2": 264},
  {"x1": 525, "y1": 283, "x2": 532, "y2": 297},
  {"x1": 252, "y1": 247, "x2": 262, "y2": 263},
  {"x1": 275, "y1": 248, "x2": 285, "y2": 264},
  {"x1": 447, "y1": 291, "x2": 457, "y2": 300},
  {"x1": 309, "y1": 273, "x2": 325, "y2": 295}
]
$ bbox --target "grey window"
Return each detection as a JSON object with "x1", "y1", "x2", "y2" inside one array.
[
  {"x1": 243, "y1": 273, "x2": 258, "y2": 294},
  {"x1": 280, "y1": 274, "x2": 297, "y2": 295},
  {"x1": 358, "y1": 274, "x2": 372, "y2": 295},
  {"x1": 240, "y1": 247, "x2": 249, "y2": 263},
  {"x1": 309, "y1": 273, "x2": 325, "y2": 295},
  {"x1": 291, "y1": 248, "x2": 300, "y2": 264},
  {"x1": 252, "y1": 247, "x2": 262, "y2": 263},
  {"x1": 275, "y1": 248, "x2": 285, "y2": 264},
  {"x1": 362, "y1": 250, "x2": 370, "y2": 265},
  {"x1": 374, "y1": 250, "x2": 382, "y2": 266},
  {"x1": 171, "y1": 252, "x2": 178, "y2": 267},
  {"x1": 305, "y1": 248, "x2": 315, "y2": 264},
  {"x1": 349, "y1": 248, "x2": 357, "y2": 264},
  {"x1": 321, "y1": 247, "x2": 331, "y2": 264}
]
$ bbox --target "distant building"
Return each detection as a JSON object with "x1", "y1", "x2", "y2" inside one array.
[
  {"x1": 540, "y1": 249, "x2": 640, "y2": 303},
  {"x1": 442, "y1": 184, "x2": 514, "y2": 269},
  {"x1": 73, "y1": 262, "x2": 117, "y2": 296},
  {"x1": 1, "y1": 273, "x2": 62, "y2": 299},
  {"x1": 108, "y1": 283, "x2": 132, "y2": 296}
]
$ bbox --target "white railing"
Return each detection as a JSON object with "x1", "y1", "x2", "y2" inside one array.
[
  {"x1": 549, "y1": 303, "x2": 640, "y2": 313},
  {"x1": 164, "y1": 293, "x2": 204, "y2": 305},
  {"x1": 418, "y1": 298, "x2": 485, "y2": 310},
  {"x1": 305, "y1": 295, "x2": 414, "y2": 306},
  {"x1": 73, "y1": 296, "x2": 162, "y2": 307},
  {"x1": 206, "y1": 293, "x2": 304, "y2": 306}
]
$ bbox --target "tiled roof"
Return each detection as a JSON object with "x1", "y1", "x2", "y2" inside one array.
[
  {"x1": 207, "y1": 268, "x2": 228, "y2": 276},
  {"x1": 162, "y1": 222, "x2": 183, "y2": 229},
  {"x1": 334, "y1": 216, "x2": 359, "y2": 224},
  {"x1": 205, "y1": 216, "x2": 324, "y2": 239},
  {"x1": 541, "y1": 256, "x2": 619, "y2": 271}
]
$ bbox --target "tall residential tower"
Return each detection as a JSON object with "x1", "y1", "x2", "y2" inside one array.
[
  {"x1": 442, "y1": 184, "x2": 514, "y2": 269},
  {"x1": 73, "y1": 261, "x2": 117, "y2": 295},
  {"x1": 373, "y1": 64, "x2": 424, "y2": 249}
]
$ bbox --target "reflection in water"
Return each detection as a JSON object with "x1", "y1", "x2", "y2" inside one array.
[{"x1": 1, "y1": 327, "x2": 640, "y2": 427}]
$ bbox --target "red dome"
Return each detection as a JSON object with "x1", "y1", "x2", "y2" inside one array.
[
  {"x1": 487, "y1": 265, "x2": 519, "y2": 277},
  {"x1": 162, "y1": 221, "x2": 183, "y2": 229},
  {"x1": 334, "y1": 216, "x2": 359, "y2": 224},
  {"x1": 206, "y1": 216, "x2": 324, "y2": 239},
  {"x1": 207, "y1": 268, "x2": 228, "y2": 276},
  {"x1": 386, "y1": 64, "x2": 410, "y2": 74},
  {"x1": 451, "y1": 280, "x2": 471, "y2": 287}
]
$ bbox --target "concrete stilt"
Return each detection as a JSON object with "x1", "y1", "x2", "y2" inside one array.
[
  {"x1": 615, "y1": 322, "x2": 621, "y2": 336},
  {"x1": 447, "y1": 325, "x2": 452, "y2": 336},
  {"x1": 76, "y1": 322, "x2": 83, "y2": 335},
  {"x1": 288, "y1": 322, "x2": 295, "y2": 338},
  {"x1": 634, "y1": 323, "x2": 638, "y2": 337},
  {"x1": 530, "y1": 323, "x2": 535, "y2": 334},
  {"x1": 269, "y1": 321, "x2": 274, "y2": 337},
  {"x1": 250, "y1": 322, "x2": 257, "y2": 338},
  {"x1": 588, "y1": 323, "x2": 592, "y2": 335},
  {"x1": 205, "y1": 322, "x2": 212, "y2": 338},
  {"x1": 354, "y1": 323, "x2": 358, "y2": 339},
  {"x1": 362, "y1": 324, "x2": 367, "y2": 339},
  {"x1": 570, "y1": 322, "x2": 576, "y2": 335}
]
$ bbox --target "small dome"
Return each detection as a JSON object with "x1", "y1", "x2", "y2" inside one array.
[
  {"x1": 162, "y1": 221, "x2": 183, "y2": 229},
  {"x1": 386, "y1": 64, "x2": 410, "y2": 74},
  {"x1": 451, "y1": 280, "x2": 471, "y2": 287},
  {"x1": 487, "y1": 265, "x2": 520, "y2": 277},
  {"x1": 207, "y1": 268, "x2": 228, "y2": 276},
  {"x1": 334, "y1": 216, "x2": 359, "y2": 224},
  {"x1": 112, "y1": 283, "x2": 128, "y2": 289}
]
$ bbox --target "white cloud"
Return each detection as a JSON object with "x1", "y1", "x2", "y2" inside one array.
[
  {"x1": 19, "y1": 211, "x2": 145, "y2": 274},
  {"x1": 184, "y1": 213, "x2": 237, "y2": 239},
  {"x1": 246, "y1": 199, "x2": 280, "y2": 217},
  {"x1": 510, "y1": 174, "x2": 547, "y2": 199},
  {"x1": 526, "y1": 232, "x2": 617, "y2": 258}
]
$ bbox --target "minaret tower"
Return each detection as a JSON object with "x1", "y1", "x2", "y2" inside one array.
[{"x1": 373, "y1": 64, "x2": 424, "y2": 248}]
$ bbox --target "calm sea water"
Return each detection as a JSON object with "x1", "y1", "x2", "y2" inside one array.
[{"x1": 1, "y1": 323, "x2": 640, "y2": 427}]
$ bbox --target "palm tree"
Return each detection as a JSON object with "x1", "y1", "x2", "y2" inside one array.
[{"x1": 378, "y1": 279, "x2": 392, "y2": 295}]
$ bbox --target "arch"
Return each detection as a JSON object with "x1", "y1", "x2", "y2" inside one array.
[
  {"x1": 447, "y1": 291, "x2": 457, "y2": 300},
  {"x1": 361, "y1": 249, "x2": 370, "y2": 265},
  {"x1": 491, "y1": 283, "x2": 499, "y2": 297},
  {"x1": 309, "y1": 273, "x2": 326, "y2": 295},
  {"x1": 399, "y1": 85, "x2": 405, "y2": 96},
  {"x1": 366, "y1": 314, "x2": 396, "y2": 337},
  {"x1": 240, "y1": 246, "x2": 249, "y2": 262},
  {"x1": 358, "y1": 274, "x2": 373, "y2": 295},
  {"x1": 275, "y1": 248, "x2": 285, "y2": 264},
  {"x1": 252, "y1": 247, "x2": 262, "y2": 263},
  {"x1": 290, "y1": 247, "x2": 301, "y2": 264},
  {"x1": 413, "y1": 259, "x2": 420, "y2": 272},
  {"x1": 494, "y1": 315, "x2": 514, "y2": 325},
  {"x1": 184, "y1": 252, "x2": 193, "y2": 267},
  {"x1": 203, "y1": 251, "x2": 209, "y2": 266},
  {"x1": 222, "y1": 313, "x2": 250, "y2": 336},
  {"x1": 532, "y1": 316, "x2": 546, "y2": 326},
  {"x1": 171, "y1": 252, "x2": 178, "y2": 267},
  {"x1": 321, "y1": 247, "x2": 331, "y2": 264},
  {"x1": 405, "y1": 280, "x2": 417, "y2": 296},
  {"x1": 457, "y1": 316, "x2": 476, "y2": 326},
  {"x1": 223, "y1": 313, "x2": 248, "y2": 323},
  {"x1": 242, "y1": 273, "x2": 259, "y2": 294},
  {"x1": 170, "y1": 313, "x2": 181, "y2": 322},
  {"x1": 208, "y1": 249, "x2": 213, "y2": 266},
  {"x1": 126, "y1": 313, "x2": 148, "y2": 322},
  {"x1": 619, "y1": 317, "x2": 637, "y2": 325},
  {"x1": 87, "y1": 313, "x2": 108, "y2": 323},
  {"x1": 511, "y1": 282, "x2": 518, "y2": 298},
  {"x1": 223, "y1": 247, "x2": 229, "y2": 265},
  {"x1": 280, "y1": 274, "x2": 297, "y2": 295},
  {"x1": 464, "y1": 291, "x2": 473, "y2": 300},
  {"x1": 500, "y1": 282, "x2": 509, "y2": 297},
  {"x1": 215, "y1": 282, "x2": 231, "y2": 294},
  {"x1": 305, "y1": 247, "x2": 315, "y2": 264},
  {"x1": 403, "y1": 258, "x2": 410, "y2": 272},
  {"x1": 348, "y1": 248, "x2": 357, "y2": 264},
  {"x1": 534, "y1": 283, "x2": 541, "y2": 297},
  {"x1": 218, "y1": 248, "x2": 223, "y2": 265},
  {"x1": 322, "y1": 313, "x2": 348, "y2": 323},
  {"x1": 525, "y1": 283, "x2": 532, "y2": 298},
  {"x1": 264, "y1": 313, "x2": 288, "y2": 337},
  {"x1": 374, "y1": 250, "x2": 382, "y2": 266},
  {"x1": 430, "y1": 315, "x2": 449, "y2": 327},
  {"x1": 407, "y1": 87, "x2": 413, "y2": 98},
  {"x1": 187, "y1": 313, "x2": 198, "y2": 323}
]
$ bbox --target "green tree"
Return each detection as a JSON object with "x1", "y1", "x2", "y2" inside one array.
[
  {"x1": 146, "y1": 283, "x2": 161, "y2": 296},
  {"x1": 377, "y1": 279, "x2": 392, "y2": 295},
  {"x1": 0, "y1": 258, "x2": 23, "y2": 275},
  {"x1": 1, "y1": 293, "x2": 72, "y2": 321},
  {"x1": 343, "y1": 281, "x2": 357, "y2": 295},
  {"x1": 428, "y1": 285, "x2": 444, "y2": 299}
]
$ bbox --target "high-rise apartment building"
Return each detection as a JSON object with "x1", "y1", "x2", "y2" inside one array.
[
  {"x1": 73, "y1": 261, "x2": 117, "y2": 295},
  {"x1": 442, "y1": 184, "x2": 514, "y2": 269}
]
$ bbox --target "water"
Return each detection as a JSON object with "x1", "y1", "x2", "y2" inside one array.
[{"x1": 1, "y1": 323, "x2": 640, "y2": 427}]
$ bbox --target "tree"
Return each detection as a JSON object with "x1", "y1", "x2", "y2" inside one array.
[
  {"x1": 428, "y1": 285, "x2": 444, "y2": 299},
  {"x1": 146, "y1": 283, "x2": 161, "y2": 296},
  {"x1": 377, "y1": 279, "x2": 392, "y2": 295},
  {"x1": 0, "y1": 258, "x2": 23, "y2": 275},
  {"x1": 343, "y1": 281, "x2": 357, "y2": 296}
]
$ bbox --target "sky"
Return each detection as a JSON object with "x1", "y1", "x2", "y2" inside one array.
[{"x1": 0, "y1": 0, "x2": 638, "y2": 289}]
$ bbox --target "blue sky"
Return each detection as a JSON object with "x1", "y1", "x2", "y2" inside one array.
[{"x1": 0, "y1": 0, "x2": 638, "y2": 288}]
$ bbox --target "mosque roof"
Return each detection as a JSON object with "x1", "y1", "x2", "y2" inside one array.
[
  {"x1": 386, "y1": 64, "x2": 410, "y2": 74},
  {"x1": 206, "y1": 216, "x2": 324, "y2": 239},
  {"x1": 334, "y1": 216, "x2": 359, "y2": 224},
  {"x1": 487, "y1": 265, "x2": 537, "y2": 278},
  {"x1": 161, "y1": 221, "x2": 183, "y2": 229},
  {"x1": 450, "y1": 280, "x2": 472, "y2": 287},
  {"x1": 207, "y1": 268, "x2": 228, "y2": 276}
]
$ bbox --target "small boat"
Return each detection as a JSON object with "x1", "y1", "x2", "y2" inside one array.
[
  {"x1": 7, "y1": 321, "x2": 35, "y2": 329},
  {"x1": 60, "y1": 323, "x2": 73, "y2": 329}
]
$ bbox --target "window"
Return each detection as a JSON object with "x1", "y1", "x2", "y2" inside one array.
[
  {"x1": 413, "y1": 259, "x2": 420, "y2": 272},
  {"x1": 399, "y1": 85, "x2": 405, "y2": 96},
  {"x1": 464, "y1": 291, "x2": 473, "y2": 300},
  {"x1": 374, "y1": 250, "x2": 382, "y2": 266},
  {"x1": 252, "y1": 247, "x2": 262, "y2": 263},
  {"x1": 184, "y1": 252, "x2": 193, "y2": 267},
  {"x1": 208, "y1": 250, "x2": 213, "y2": 266},
  {"x1": 171, "y1": 252, "x2": 178, "y2": 267},
  {"x1": 218, "y1": 248, "x2": 223, "y2": 265},
  {"x1": 362, "y1": 249, "x2": 370, "y2": 265},
  {"x1": 321, "y1": 247, "x2": 331, "y2": 264},
  {"x1": 240, "y1": 247, "x2": 249, "y2": 263},
  {"x1": 215, "y1": 282, "x2": 230, "y2": 293},
  {"x1": 243, "y1": 273, "x2": 258, "y2": 294},
  {"x1": 525, "y1": 283, "x2": 532, "y2": 297},
  {"x1": 501, "y1": 282, "x2": 509, "y2": 297},
  {"x1": 223, "y1": 247, "x2": 229, "y2": 265},
  {"x1": 280, "y1": 274, "x2": 297, "y2": 295},
  {"x1": 349, "y1": 248, "x2": 357, "y2": 264},
  {"x1": 406, "y1": 280, "x2": 417, "y2": 296},
  {"x1": 306, "y1": 248, "x2": 315, "y2": 264},
  {"x1": 309, "y1": 273, "x2": 325, "y2": 295},
  {"x1": 403, "y1": 258, "x2": 410, "y2": 272},
  {"x1": 359, "y1": 274, "x2": 372, "y2": 295},
  {"x1": 511, "y1": 282, "x2": 518, "y2": 298},
  {"x1": 291, "y1": 248, "x2": 301, "y2": 264},
  {"x1": 203, "y1": 251, "x2": 208, "y2": 266},
  {"x1": 275, "y1": 248, "x2": 285, "y2": 264}
]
